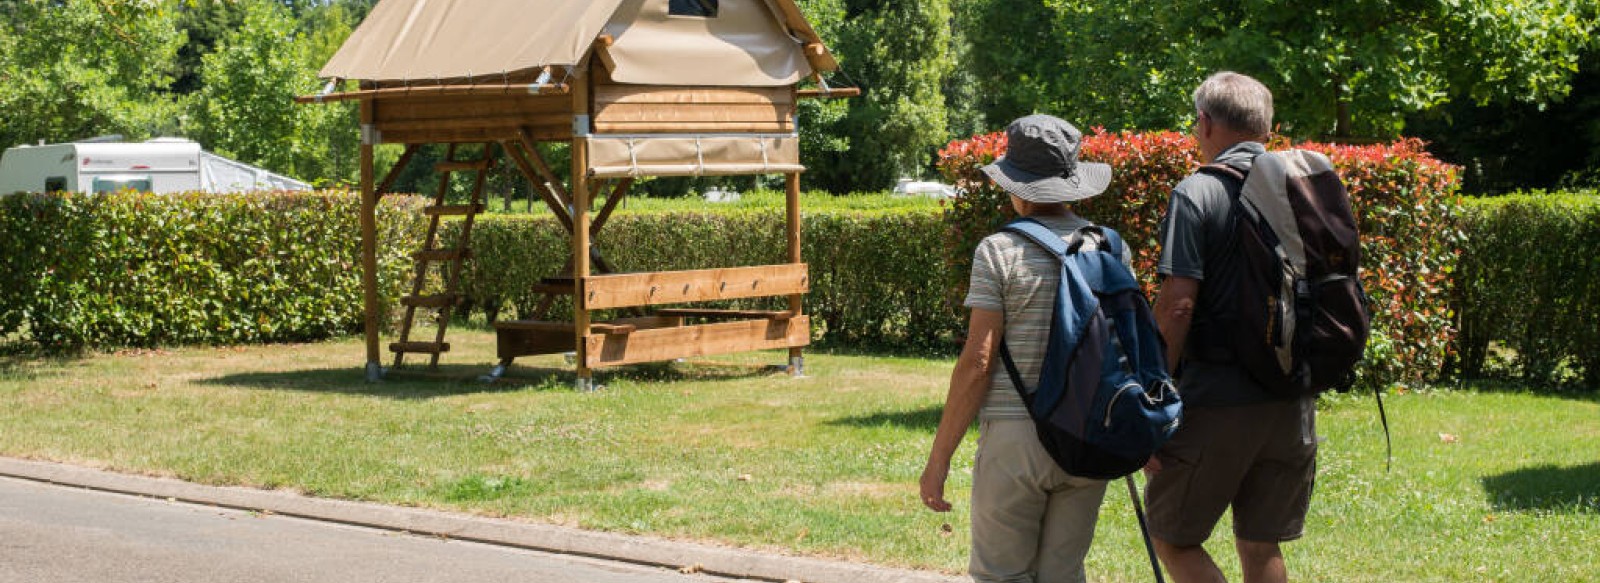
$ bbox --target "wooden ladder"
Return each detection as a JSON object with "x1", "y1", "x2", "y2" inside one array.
[{"x1": 390, "y1": 143, "x2": 494, "y2": 369}]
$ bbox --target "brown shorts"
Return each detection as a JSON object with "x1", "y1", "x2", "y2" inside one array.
[{"x1": 1144, "y1": 398, "x2": 1318, "y2": 546}]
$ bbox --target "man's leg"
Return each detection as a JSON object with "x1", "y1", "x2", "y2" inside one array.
[
  {"x1": 1153, "y1": 538, "x2": 1225, "y2": 583},
  {"x1": 1034, "y1": 474, "x2": 1107, "y2": 583},
  {"x1": 1236, "y1": 540, "x2": 1286, "y2": 583}
]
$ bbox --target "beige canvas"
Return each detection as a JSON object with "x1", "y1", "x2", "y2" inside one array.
[
  {"x1": 318, "y1": 0, "x2": 835, "y2": 85},
  {"x1": 601, "y1": 0, "x2": 811, "y2": 86}
]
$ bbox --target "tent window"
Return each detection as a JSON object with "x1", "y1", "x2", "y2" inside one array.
[
  {"x1": 669, "y1": 0, "x2": 718, "y2": 17},
  {"x1": 45, "y1": 177, "x2": 66, "y2": 192}
]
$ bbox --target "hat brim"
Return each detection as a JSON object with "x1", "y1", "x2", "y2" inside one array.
[{"x1": 980, "y1": 158, "x2": 1112, "y2": 203}]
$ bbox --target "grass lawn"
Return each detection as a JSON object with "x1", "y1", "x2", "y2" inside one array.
[{"x1": 1, "y1": 330, "x2": 1596, "y2": 582}]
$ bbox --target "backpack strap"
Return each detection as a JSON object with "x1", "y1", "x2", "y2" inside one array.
[{"x1": 1000, "y1": 217, "x2": 1071, "y2": 259}]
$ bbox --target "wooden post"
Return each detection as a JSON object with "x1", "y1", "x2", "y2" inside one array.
[
  {"x1": 786, "y1": 171, "x2": 805, "y2": 376},
  {"x1": 572, "y1": 69, "x2": 594, "y2": 391},
  {"x1": 359, "y1": 100, "x2": 382, "y2": 382}
]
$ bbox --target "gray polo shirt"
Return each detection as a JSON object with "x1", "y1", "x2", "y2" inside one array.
[
  {"x1": 1156, "y1": 141, "x2": 1291, "y2": 406},
  {"x1": 965, "y1": 214, "x2": 1132, "y2": 420}
]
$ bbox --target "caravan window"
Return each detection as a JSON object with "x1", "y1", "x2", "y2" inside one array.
[
  {"x1": 669, "y1": 0, "x2": 717, "y2": 17},
  {"x1": 91, "y1": 175, "x2": 153, "y2": 194},
  {"x1": 45, "y1": 177, "x2": 67, "y2": 193}
]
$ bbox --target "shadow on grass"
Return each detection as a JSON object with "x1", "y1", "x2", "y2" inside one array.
[
  {"x1": 1454, "y1": 378, "x2": 1600, "y2": 403},
  {"x1": 201, "y1": 359, "x2": 782, "y2": 399},
  {"x1": 827, "y1": 404, "x2": 942, "y2": 432},
  {"x1": 1482, "y1": 462, "x2": 1600, "y2": 513}
]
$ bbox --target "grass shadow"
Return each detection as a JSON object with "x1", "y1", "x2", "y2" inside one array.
[
  {"x1": 200, "y1": 364, "x2": 571, "y2": 400},
  {"x1": 1451, "y1": 377, "x2": 1600, "y2": 403},
  {"x1": 201, "y1": 358, "x2": 786, "y2": 399},
  {"x1": 1481, "y1": 462, "x2": 1600, "y2": 513},
  {"x1": 827, "y1": 404, "x2": 943, "y2": 432}
]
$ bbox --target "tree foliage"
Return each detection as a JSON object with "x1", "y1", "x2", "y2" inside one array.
[
  {"x1": 186, "y1": 0, "x2": 357, "y2": 185},
  {"x1": 803, "y1": 0, "x2": 956, "y2": 191},
  {"x1": 960, "y1": 0, "x2": 1598, "y2": 140},
  {"x1": 0, "y1": 0, "x2": 184, "y2": 147}
]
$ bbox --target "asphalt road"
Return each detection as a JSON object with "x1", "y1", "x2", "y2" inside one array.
[{"x1": 0, "y1": 476, "x2": 745, "y2": 583}]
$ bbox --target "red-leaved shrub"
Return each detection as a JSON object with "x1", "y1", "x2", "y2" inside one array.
[{"x1": 936, "y1": 130, "x2": 1463, "y2": 389}]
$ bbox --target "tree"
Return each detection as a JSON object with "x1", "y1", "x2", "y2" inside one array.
[
  {"x1": 186, "y1": 0, "x2": 357, "y2": 185},
  {"x1": 804, "y1": 0, "x2": 956, "y2": 191},
  {"x1": 958, "y1": 0, "x2": 1598, "y2": 140},
  {"x1": 0, "y1": 0, "x2": 184, "y2": 147}
]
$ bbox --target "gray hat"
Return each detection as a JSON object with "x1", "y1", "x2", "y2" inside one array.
[{"x1": 980, "y1": 114, "x2": 1112, "y2": 203}]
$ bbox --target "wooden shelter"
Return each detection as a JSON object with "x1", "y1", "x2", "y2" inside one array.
[{"x1": 298, "y1": 0, "x2": 854, "y2": 387}]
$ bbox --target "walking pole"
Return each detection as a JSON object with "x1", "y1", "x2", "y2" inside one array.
[{"x1": 1125, "y1": 474, "x2": 1166, "y2": 583}]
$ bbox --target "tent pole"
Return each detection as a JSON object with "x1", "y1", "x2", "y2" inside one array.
[
  {"x1": 786, "y1": 171, "x2": 805, "y2": 377},
  {"x1": 572, "y1": 70, "x2": 594, "y2": 392},
  {"x1": 359, "y1": 99, "x2": 382, "y2": 382}
]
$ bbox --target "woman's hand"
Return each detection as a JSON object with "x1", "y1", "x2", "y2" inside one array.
[{"x1": 919, "y1": 459, "x2": 953, "y2": 512}]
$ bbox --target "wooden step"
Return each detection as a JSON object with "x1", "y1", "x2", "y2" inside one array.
[
  {"x1": 412, "y1": 248, "x2": 472, "y2": 262},
  {"x1": 423, "y1": 204, "x2": 486, "y2": 216},
  {"x1": 389, "y1": 341, "x2": 450, "y2": 354},
  {"x1": 435, "y1": 159, "x2": 492, "y2": 173},
  {"x1": 400, "y1": 294, "x2": 460, "y2": 308}
]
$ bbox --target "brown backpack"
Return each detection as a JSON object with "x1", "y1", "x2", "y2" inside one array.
[{"x1": 1199, "y1": 150, "x2": 1371, "y2": 396}]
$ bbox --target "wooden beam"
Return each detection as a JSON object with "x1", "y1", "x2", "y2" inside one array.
[
  {"x1": 585, "y1": 316, "x2": 810, "y2": 368},
  {"x1": 786, "y1": 171, "x2": 806, "y2": 369},
  {"x1": 590, "y1": 177, "x2": 632, "y2": 237},
  {"x1": 375, "y1": 144, "x2": 418, "y2": 197},
  {"x1": 654, "y1": 309, "x2": 794, "y2": 321},
  {"x1": 517, "y1": 128, "x2": 575, "y2": 203},
  {"x1": 592, "y1": 121, "x2": 793, "y2": 134},
  {"x1": 296, "y1": 82, "x2": 570, "y2": 104},
  {"x1": 379, "y1": 114, "x2": 569, "y2": 133},
  {"x1": 572, "y1": 67, "x2": 594, "y2": 387},
  {"x1": 359, "y1": 100, "x2": 381, "y2": 379},
  {"x1": 797, "y1": 87, "x2": 861, "y2": 99},
  {"x1": 581, "y1": 264, "x2": 810, "y2": 310},
  {"x1": 501, "y1": 139, "x2": 574, "y2": 233}
]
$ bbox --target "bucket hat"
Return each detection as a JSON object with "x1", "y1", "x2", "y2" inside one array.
[{"x1": 980, "y1": 114, "x2": 1112, "y2": 203}]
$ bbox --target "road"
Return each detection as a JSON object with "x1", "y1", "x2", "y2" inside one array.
[{"x1": 0, "y1": 476, "x2": 745, "y2": 583}]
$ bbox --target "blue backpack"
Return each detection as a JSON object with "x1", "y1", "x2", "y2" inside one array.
[{"x1": 997, "y1": 219, "x2": 1183, "y2": 479}]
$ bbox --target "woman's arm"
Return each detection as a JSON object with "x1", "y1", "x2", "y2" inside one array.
[{"x1": 920, "y1": 307, "x2": 1004, "y2": 511}]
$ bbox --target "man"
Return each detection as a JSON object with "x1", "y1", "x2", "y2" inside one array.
[
  {"x1": 1146, "y1": 71, "x2": 1319, "y2": 583},
  {"x1": 920, "y1": 114, "x2": 1123, "y2": 583}
]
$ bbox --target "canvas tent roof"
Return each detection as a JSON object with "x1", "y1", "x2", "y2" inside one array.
[{"x1": 319, "y1": 0, "x2": 838, "y2": 86}]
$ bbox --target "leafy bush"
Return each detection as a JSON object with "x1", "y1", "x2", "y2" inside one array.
[
  {"x1": 1455, "y1": 192, "x2": 1600, "y2": 387},
  {"x1": 936, "y1": 130, "x2": 1464, "y2": 388},
  {"x1": 453, "y1": 199, "x2": 958, "y2": 353},
  {"x1": 0, "y1": 191, "x2": 426, "y2": 349}
]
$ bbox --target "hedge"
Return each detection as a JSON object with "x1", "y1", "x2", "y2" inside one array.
[
  {"x1": 453, "y1": 202, "x2": 957, "y2": 353},
  {"x1": 1455, "y1": 192, "x2": 1600, "y2": 387},
  {"x1": 937, "y1": 130, "x2": 1464, "y2": 389},
  {"x1": 0, "y1": 191, "x2": 427, "y2": 349}
]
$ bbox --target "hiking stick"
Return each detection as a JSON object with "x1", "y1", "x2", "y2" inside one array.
[{"x1": 1125, "y1": 474, "x2": 1166, "y2": 583}]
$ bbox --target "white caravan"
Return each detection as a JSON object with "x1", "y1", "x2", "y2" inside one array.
[{"x1": 0, "y1": 137, "x2": 312, "y2": 195}]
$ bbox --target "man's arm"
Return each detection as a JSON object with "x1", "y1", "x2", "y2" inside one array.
[
  {"x1": 1154, "y1": 276, "x2": 1199, "y2": 375},
  {"x1": 920, "y1": 307, "x2": 1003, "y2": 512}
]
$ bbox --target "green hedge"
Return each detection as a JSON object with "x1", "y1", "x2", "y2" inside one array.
[
  {"x1": 1455, "y1": 192, "x2": 1600, "y2": 387},
  {"x1": 938, "y1": 131, "x2": 1465, "y2": 389},
  {"x1": 454, "y1": 200, "x2": 957, "y2": 352},
  {"x1": 0, "y1": 191, "x2": 427, "y2": 349}
]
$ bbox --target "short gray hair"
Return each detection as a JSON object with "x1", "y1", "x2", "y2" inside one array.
[{"x1": 1193, "y1": 72, "x2": 1273, "y2": 137}]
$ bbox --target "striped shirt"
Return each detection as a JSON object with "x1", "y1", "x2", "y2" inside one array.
[{"x1": 964, "y1": 214, "x2": 1133, "y2": 420}]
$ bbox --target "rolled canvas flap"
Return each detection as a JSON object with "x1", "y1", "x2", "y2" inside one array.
[{"x1": 587, "y1": 134, "x2": 802, "y2": 177}]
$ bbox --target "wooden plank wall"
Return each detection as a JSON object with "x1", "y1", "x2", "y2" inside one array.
[
  {"x1": 592, "y1": 84, "x2": 795, "y2": 134},
  {"x1": 372, "y1": 94, "x2": 573, "y2": 144}
]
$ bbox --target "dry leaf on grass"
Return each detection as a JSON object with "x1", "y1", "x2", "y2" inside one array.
[{"x1": 1439, "y1": 433, "x2": 1460, "y2": 444}]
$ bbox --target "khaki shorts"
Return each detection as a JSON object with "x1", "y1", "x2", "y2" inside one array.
[{"x1": 1144, "y1": 398, "x2": 1317, "y2": 546}]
